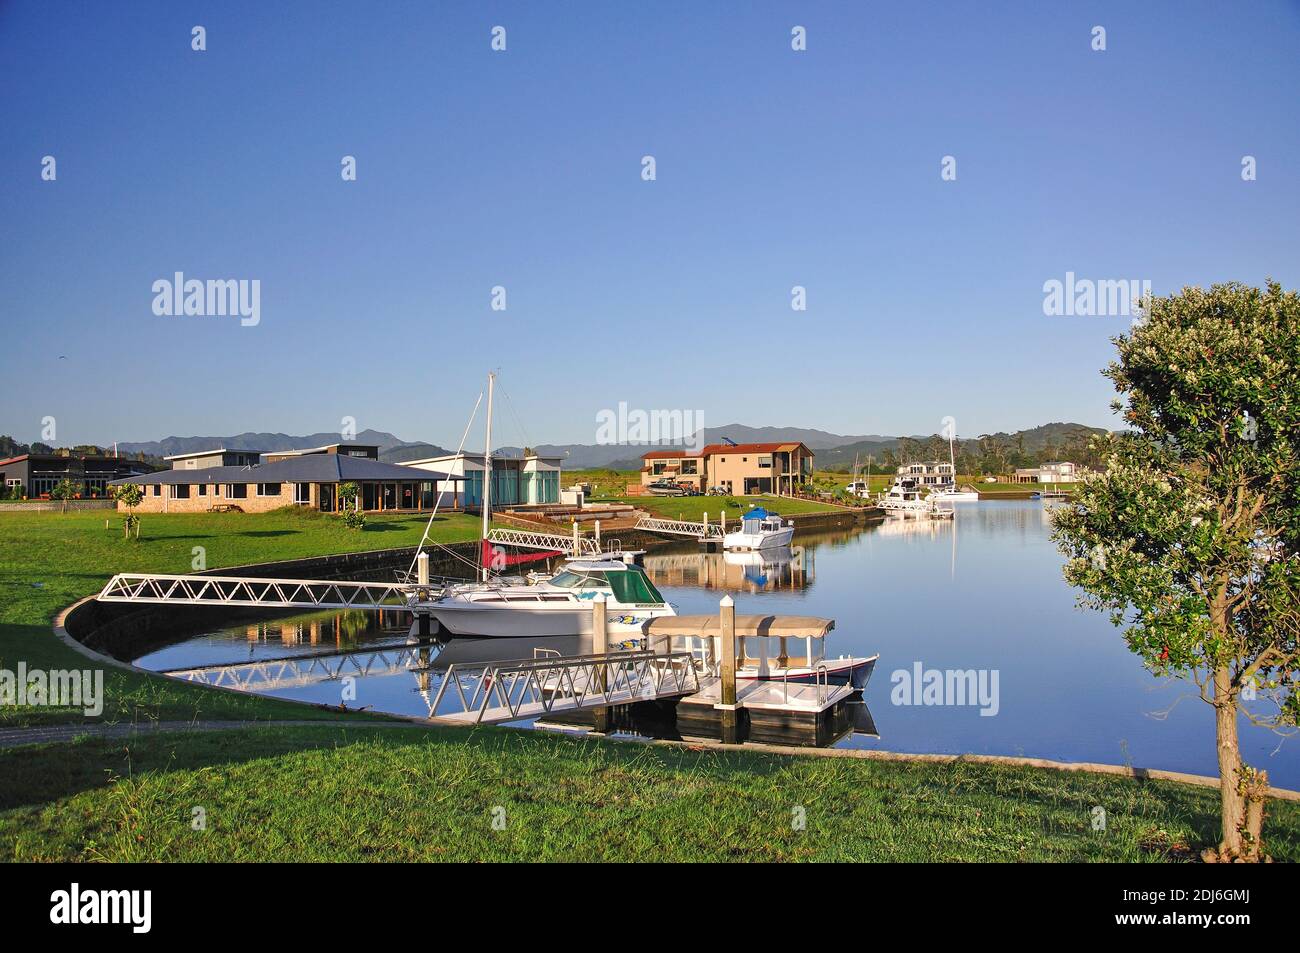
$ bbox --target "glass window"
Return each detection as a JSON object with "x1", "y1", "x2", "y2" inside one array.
[
  {"x1": 228, "y1": 484, "x2": 248, "y2": 499},
  {"x1": 171, "y1": 484, "x2": 190, "y2": 499},
  {"x1": 257, "y1": 483, "x2": 281, "y2": 497},
  {"x1": 606, "y1": 568, "x2": 665, "y2": 605},
  {"x1": 294, "y1": 483, "x2": 310, "y2": 504},
  {"x1": 549, "y1": 570, "x2": 609, "y2": 589}
]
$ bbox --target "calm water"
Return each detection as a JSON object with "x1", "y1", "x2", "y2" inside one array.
[{"x1": 134, "y1": 502, "x2": 1298, "y2": 787}]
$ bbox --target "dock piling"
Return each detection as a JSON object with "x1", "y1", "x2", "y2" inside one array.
[
  {"x1": 592, "y1": 593, "x2": 610, "y2": 733},
  {"x1": 718, "y1": 595, "x2": 739, "y2": 743}
]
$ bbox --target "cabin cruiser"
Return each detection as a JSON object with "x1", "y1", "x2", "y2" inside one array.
[
  {"x1": 425, "y1": 556, "x2": 677, "y2": 638},
  {"x1": 877, "y1": 477, "x2": 934, "y2": 516},
  {"x1": 723, "y1": 507, "x2": 795, "y2": 550}
]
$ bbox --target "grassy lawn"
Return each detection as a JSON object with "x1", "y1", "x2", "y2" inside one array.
[
  {"x1": 0, "y1": 508, "x2": 480, "y2": 727},
  {"x1": 4, "y1": 723, "x2": 1295, "y2": 861}
]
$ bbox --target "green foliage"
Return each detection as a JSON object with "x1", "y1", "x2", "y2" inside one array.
[
  {"x1": 342, "y1": 508, "x2": 366, "y2": 530},
  {"x1": 1053, "y1": 280, "x2": 1300, "y2": 726}
]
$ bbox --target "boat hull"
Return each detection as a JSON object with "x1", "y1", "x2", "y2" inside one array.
[
  {"x1": 429, "y1": 603, "x2": 669, "y2": 639},
  {"x1": 723, "y1": 526, "x2": 796, "y2": 550},
  {"x1": 738, "y1": 655, "x2": 876, "y2": 691}
]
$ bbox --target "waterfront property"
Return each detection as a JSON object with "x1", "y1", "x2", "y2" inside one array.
[
  {"x1": 896, "y1": 460, "x2": 955, "y2": 487},
  {"x1": 111, "y1": 454, "x2": 459, "y2": 513},
  {"x1": 640, "y1": 443, "x2": 815, "y2": 495},
  {"x1": 1012, "y1": 461, "x2": 1080, "y2": 484},
  {"x1": 404, "y1": 451, "x2": 563, "y2": 509},
  {"x1": 0, "y1": 452, "x2": 156, "y2": 499}
]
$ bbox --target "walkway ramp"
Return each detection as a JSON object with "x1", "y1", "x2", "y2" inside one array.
[
  {"x1": 634, "y1": 516, "x2": 726, "y2": 540},
  {"x1": 98, "y1": 573, "x2": 416, "y2": 610}
]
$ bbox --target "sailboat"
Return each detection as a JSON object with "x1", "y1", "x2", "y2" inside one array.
[
  {"x1": 421, "y1": 373, "x2": 678, "y2": 638},
  {"x1": 928, "y1": 428, "x2": 979, "y2": 503}
]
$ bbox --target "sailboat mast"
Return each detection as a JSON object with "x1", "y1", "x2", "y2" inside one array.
[{"x1": 481, "y1": 372, "x2": 495, "y2": 582}]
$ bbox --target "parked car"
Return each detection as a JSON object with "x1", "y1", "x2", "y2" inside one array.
[{"x1": 646, "y1": 479, "x2": 688, "y2": 497}]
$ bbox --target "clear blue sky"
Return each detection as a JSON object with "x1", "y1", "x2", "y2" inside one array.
[{"x1": 2, "y1": 1, "x2": 1298, "y2": 449}]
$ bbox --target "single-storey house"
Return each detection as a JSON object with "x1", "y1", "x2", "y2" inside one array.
[{"x1": 111, "y1": 453, "x2": 459, "y2": 514}]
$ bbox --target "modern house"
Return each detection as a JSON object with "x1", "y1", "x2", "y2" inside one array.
[
  {"x1": 897, "y1": 460, "x2": 956, "y2": 487},
  {"x1": 110, "y1": 454, "x2": 459, "y2": 513},
  {"x1": 262, "y1": 443, "x2": 379, "y2": 464},
  {"x1": 403, "y1": 451, "x2": 563, "y2": 509},
  {"x1": 0, "y1": 452, "x2": 156, "y2": 499},
  {"x1": 165, "y1": 448, "x2": 263, "y2": 469},
  {"x1": 1012, "y1": 461, "x2": 1080, "y2": 484},
  {"x1": 640, "y1": 443, "x2": 814, "y2": 495}
]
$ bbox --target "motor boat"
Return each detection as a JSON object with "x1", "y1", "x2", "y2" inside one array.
[
  {"x1": 646, "y1": 479, "x2": 688, "y2": 496},
  {"x1": 877, "y1": 477, "x2": 934, "y2": 517},
  {"x1": 929, "y1": 484, "x2": 980, "y2": 502},
  {"x1": 723, "y1": 507, "x2": 795, "y2": 550},
  {"x1": 425, "y1": 556, "x2": 677, "y2": 638}
]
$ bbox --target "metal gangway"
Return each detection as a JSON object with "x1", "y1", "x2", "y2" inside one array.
[
  {"x1": 97, "y1": 572, "x2": 421, "y2": 610},
  {"x1": 485, "y1": 527, "x2": 627, "y2": 557},
  {"x1": 433, "y1": 649, "x2": 699, "y2": 724},
  {"x1": 634, "y1": 516, "x2": 726, "y2": 540}
]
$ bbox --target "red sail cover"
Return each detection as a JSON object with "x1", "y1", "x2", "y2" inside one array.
[{"x1": 483, "y1": 540, "x2": 560, "y2": 572}]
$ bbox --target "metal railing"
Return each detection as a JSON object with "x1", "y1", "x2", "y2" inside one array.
[
  {"x1": 98, "y1": 573, "x2": 419, "y2": 610},
  {"x1": 633, "y1": 516, "x2": 726, "y2": 539},
  {"x1": 432, "y1": 650, "x2": 700, "y2": 724}
]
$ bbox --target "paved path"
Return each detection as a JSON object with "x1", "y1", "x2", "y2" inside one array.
[{"x1": 0, "y1": 719, "x2": 432, "y2": 749}]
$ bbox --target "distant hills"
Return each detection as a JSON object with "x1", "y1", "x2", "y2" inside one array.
[
  {"x1": 36, "y1": 420, "x2": 1108, "y2": 473},
  {"x1": 113, "y1": 430, "x2": 450, "y2": 465}
]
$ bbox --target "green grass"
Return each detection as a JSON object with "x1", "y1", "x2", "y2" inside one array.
[
  {"x1": 4, "y1": 724, "x2": 1295, "y2": 861},
  {"x1": 621, "y1": 493, "x2": 854, "y2": 522},
  {"x1": 0, "y1": 508, "x2": 480, "y2": 727}
]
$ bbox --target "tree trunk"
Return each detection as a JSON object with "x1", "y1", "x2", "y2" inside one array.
[{"x1": 1208, "y1": 665, "x2": 1268, "y2": 861}]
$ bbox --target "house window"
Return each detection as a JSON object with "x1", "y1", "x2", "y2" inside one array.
[
  {"x1": 294, "y1": 483, "x2": 311, "y2": 504},
  {"x1": 151, "y1": 485, "x2": 161, "y2": 497},
  {"x1": 227, "y1": 484, "x2": 248, "y2": 499},
  {"x1": 257, "y1": 483, "x2": 282, "y2": 497},
  {"x1": 758, "y1": 456, "x2": 772, "y2": 469},
  {"x1": 171, "y1": 484, "x2": 190, "y2": 499},
  {"x1": 681, "y1": 460, "x2": 698, "y2": 475},
  {"x1": 197, "y1": 484, "x2": 207, "y2": 496}
]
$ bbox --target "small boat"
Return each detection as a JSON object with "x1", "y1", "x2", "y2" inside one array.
[
  {"x1": 723, "y1": 507, "x2": 795, "y2": 550},
  {"x1": 877, "y1": 477, "x2": 934, "y2": 517},
  {"x1": 646, "y1": 479, "x2": 688, "y2": 497},
  {"x1": 929, "y1": 485, "x2": 980, "y2": 503}
]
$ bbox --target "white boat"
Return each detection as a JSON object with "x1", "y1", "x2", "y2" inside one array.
[
  {"x1": 930, "y1": 486, "x2": 980, "y2": 503},
  {"x1": 723, "y1": 508, "x2": 795, "y2": 550},
  {"x1": 427, "y1": 557, "x2": 677, "y2": 638},
  {"x1": 877, "y1": 477, "x2": 934, "y2": 516}
]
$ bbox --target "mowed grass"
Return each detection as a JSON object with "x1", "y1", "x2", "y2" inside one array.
[
  {"x1": 4, "y1": 724, "x2": 1296, "y2": 862},
  {"x1": 0, "y1": 508, "x2": 481, "y2": 726}
]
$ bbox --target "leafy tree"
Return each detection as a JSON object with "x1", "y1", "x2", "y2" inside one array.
[
  {"x1": 49, "y1": 479, "x2": 83, "y2": 512},
  {"x1": 1052, "y1": 281, "x2": 1299, "y2": 862},
  {"x1": 112, "y1": 483, "x2": 144, "y2": 539},
  {"x1": 338, "y1": 482, "x2": 365, "y2": 529}
]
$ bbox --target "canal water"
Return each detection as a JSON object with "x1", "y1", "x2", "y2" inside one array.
[{"x1": 132, "y1": 501, "x2": 1298, "y2": 788}]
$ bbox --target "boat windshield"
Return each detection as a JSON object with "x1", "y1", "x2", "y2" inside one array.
[
  {"x1": 606, "y1": 568, "x2": 666, "y2": 605},
  {"x1": 549, "y1": 570, "x2": 609, "y2": 589}
]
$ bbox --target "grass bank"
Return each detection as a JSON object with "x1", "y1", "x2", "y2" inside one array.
[
  {"x1": 0, "y1": 508, "x2": 480, "y2": 727},
  {"x1": 4, "y1": 723, "x2": 1296, "y2": 861}
]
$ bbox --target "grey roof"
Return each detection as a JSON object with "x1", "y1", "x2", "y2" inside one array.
[{"x1": 111, "y1": 456, "x2": 460, "y2": 486}]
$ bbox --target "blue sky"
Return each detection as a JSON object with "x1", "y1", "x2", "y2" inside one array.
[{"x1": 2, "y1": 1, "x2": 1298, "y2": 449}]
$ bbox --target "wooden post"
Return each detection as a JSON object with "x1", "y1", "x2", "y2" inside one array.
[
  {"x1": 592, "y1": 593, "x2": 609, "y2": 734},
  {"x1": 594, "y1": 519, "x2": 601, "y2": 549},
  {"x1": 416, "y1": 551, "x2": 429, "y2": 586},
  {"x1": 719, "y1": 595, "x2": 739, "y2": 743},
  {"x1": 573, "y1": 520, "x2": 580, "y2": 556}
]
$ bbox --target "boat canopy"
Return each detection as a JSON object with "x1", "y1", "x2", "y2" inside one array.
[
  {"x1": 742, "y1": 507, "x2": 776, "y2": 522},
  {"x1": 642, "y1": 614, "x2": 834, "y2": 639}
]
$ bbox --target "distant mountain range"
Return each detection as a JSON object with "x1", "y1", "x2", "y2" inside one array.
[
  {"x1": 113, "y1": 430, "x2": 450, "y2": 465},
  {"x1": 88, "y1": 421, "x2": 1109, "y2": 472}
]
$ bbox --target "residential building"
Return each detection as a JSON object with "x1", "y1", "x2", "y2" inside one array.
[
  {"x1": 897, "y1": 460, "x2": 955, "y2": 487},
  {"x1": 166, "y1": 448, "x2": 263, "y2": 469},
  {"x1": 262, "y1": 443, "x2": 380, "y2": 464},
  {"x1": 0, "y1": 452, "x2": 156, "y2": 499},
  {"x1": 110, "y1": 454, "x2": 459, "y2": 513},
  {"x1": 402, "y1": 451, "x2": 563, "y2": 508},
  {"x1": 1012, "y1": 461, "x2": 1080, "y2": 484},
  {"x1": 640, "y1": 442, "x2": 814, "y2": 495}
]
